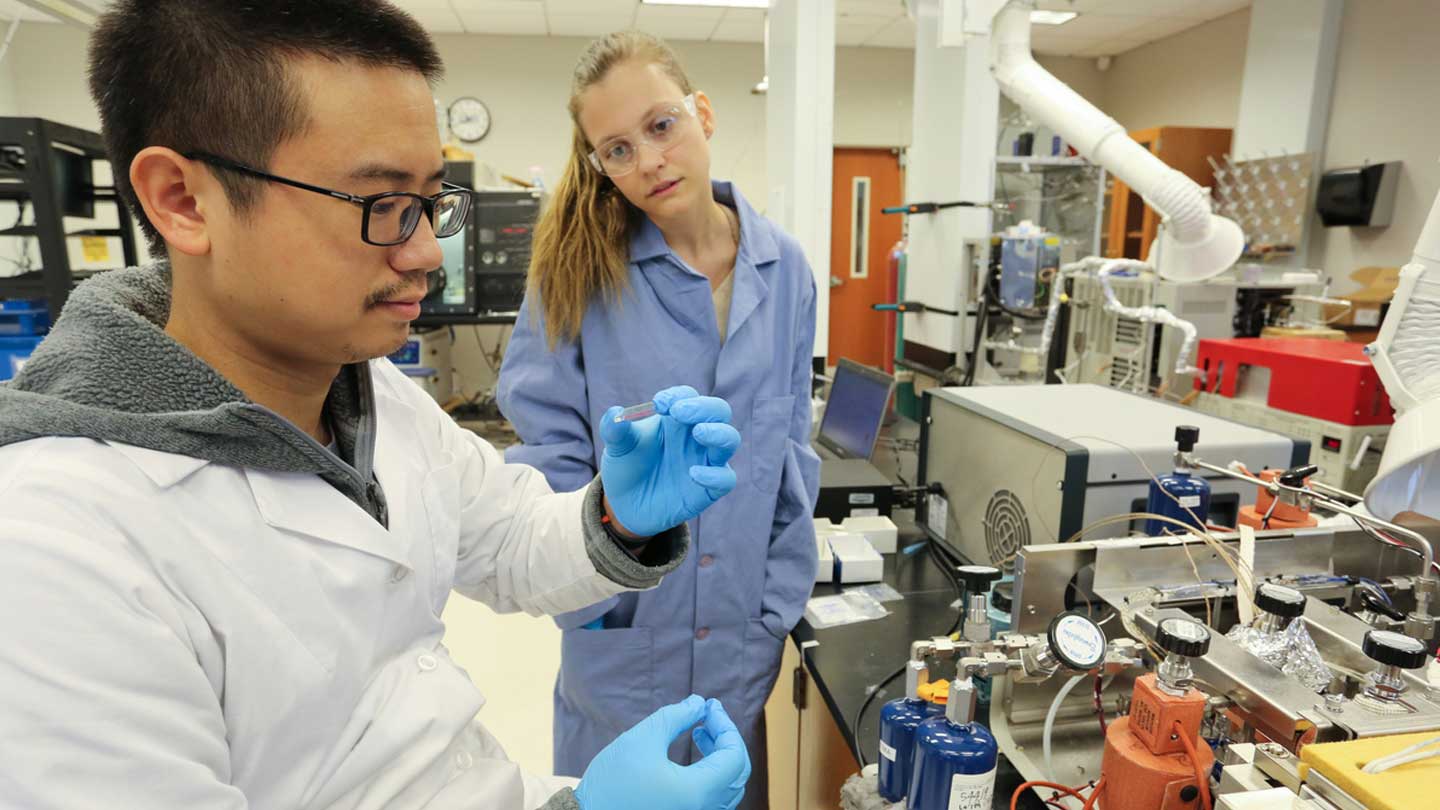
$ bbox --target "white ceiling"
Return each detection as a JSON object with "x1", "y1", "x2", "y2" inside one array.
[{"x1": 0, "y1": 0, "x2": 1254, "y2": 57}]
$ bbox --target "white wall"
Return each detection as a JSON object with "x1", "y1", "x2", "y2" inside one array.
[
  {"x1": 0, "y1": 20, "x2": 18, "y2": 116},
  {"x1": 1309, "y1": 0, "x2": 1440, "y2": 291},
  {"x1": 4, "y1": 22, "x2": 915, "y2": 391},
  {"x1": 1100, "y1": 9, "x2": 1251, "y2": 134}
]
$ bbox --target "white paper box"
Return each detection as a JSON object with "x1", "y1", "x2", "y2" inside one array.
[{"x1": 840, "y1": 515, "x2": 898, "y2": 553}]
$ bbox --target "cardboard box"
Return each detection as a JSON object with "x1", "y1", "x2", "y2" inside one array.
[{"x1": 1325, "y1": 266, "x2": 1398, "y2": 328}]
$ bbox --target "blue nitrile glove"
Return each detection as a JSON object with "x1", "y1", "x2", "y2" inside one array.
[
  {"x1": 573, "y1": 695, "x2": 751, "y2": 810},
  {"x1": 599, "y1": 386, "x2": 741, "y2": 538}
]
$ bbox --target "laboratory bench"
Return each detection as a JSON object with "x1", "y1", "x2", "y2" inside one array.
[{"x1": 765, "y1": 416, "x2": 1048, "y2": 810}]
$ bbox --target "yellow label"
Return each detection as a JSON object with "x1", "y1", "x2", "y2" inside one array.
[{"x1": 81, "y1": 236, "x2": 110, "y2": 263}]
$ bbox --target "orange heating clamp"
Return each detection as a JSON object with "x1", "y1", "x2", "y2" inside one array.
[{"x1": 1099, "y1": 619, "x2": 1215, "y2": 810}]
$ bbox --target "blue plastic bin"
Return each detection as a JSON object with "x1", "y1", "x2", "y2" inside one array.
[
  {"x1": 1, "y1": 335, "x2": 43, "y2": 381},
  {"x1": 0, "y1": 299, "x2": 50, "y2": 337}
]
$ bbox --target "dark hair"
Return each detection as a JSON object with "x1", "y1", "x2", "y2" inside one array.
[{"x1": 88, "y1": 0, "x2": 444, "y2": 251}]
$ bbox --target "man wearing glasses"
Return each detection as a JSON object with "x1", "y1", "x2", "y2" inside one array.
[{"x1": 0, "y1": 3, "x2": 751, "y2": 810}]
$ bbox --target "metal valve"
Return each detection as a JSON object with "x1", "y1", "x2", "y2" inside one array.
[
  {"x1": 956, "y1": 565, "x2": 1003, "y2": 643},
  {"x1": 1154, "y1": 617, "x2": 1211, "y2": 696},
  {"x1": 1362, "y1": 629, "x2": 1428, "y2": 702}
]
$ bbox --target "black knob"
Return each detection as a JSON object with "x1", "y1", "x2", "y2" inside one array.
[
  {"x1": 1278, "y1": 465, "x2": 1319, "y2": 488},
  {"x1": 991, "y1": 582, "x2": 1014, "y2": 613},
  {"x1": 1156, "y1": 617, "x2": 1211, "y2": 658},
  {"x1": 1255, "y1": 582, "x2": 1306, "y2": 619},
  {"x1": 1363, "y1": 630, "x2": 1429, "y2": 669},
  {"x1": 955, "y1": 565, "x2": 1003, "y2": 595},
  {"x1": 1175, "y1": 426, "x2": 1200, "y2": 453}
]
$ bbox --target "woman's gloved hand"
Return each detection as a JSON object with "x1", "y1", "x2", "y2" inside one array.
[
  {"x1": 599, "y1": 386, "x2": 740, "y2": 538},
  {"x1": 573, "y1": 695, "x2": 750, "y2": 810}
]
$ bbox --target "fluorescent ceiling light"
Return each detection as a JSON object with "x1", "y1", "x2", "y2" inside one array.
[
  {"x1": 1030, "y1": 10, "x2": 1078, "y2": 25},
  {"x1": 642, "y1": 0, "x2": 770, "y2": 8}
]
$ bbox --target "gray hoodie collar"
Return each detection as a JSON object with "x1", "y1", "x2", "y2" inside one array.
[{"x1": 0, "y1": 263, "x2": 385, "y2": 520}]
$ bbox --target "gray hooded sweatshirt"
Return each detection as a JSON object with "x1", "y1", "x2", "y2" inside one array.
[{"x1": 0, "y1": 263, "x2": 684, "y2": 810}]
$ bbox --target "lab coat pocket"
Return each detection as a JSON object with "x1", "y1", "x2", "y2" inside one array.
[
  {"x1": 741, "y1": 619, "x2": 785, "y2": 724},
  {"x1": 750, "y1": 395, "x2": 796, "y2": 495},
  {"x1": 558, "y1": 625, "x2": 656, "y2": 735},
  {"x1": 422, "y1": 462, "x2": 462, "y2": 612}
]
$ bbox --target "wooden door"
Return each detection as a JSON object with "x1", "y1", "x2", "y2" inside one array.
[
  {"x1": 1104, "y1": 127, "x2": 1232, "y2": 261},
  {"x1": 829, "y1": 148, "x2": 904, "y2": 368}
]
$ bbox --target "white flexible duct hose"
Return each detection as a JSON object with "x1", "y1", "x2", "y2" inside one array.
[
  {"x1": 1366, "y1": 189, "x2": 1440, "y2": 536},
  {"x1": 989, "y1": 1, "x2": 1244, "y2": 282}
]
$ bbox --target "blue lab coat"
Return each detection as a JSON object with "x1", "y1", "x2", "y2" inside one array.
[{"x1": 497, "y1": 181, "x2": 820, "y2": 807}]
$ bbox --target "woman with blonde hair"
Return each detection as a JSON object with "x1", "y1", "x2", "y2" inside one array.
[{"x1": 497, "y1": 30, "x2": 819, "y2": 809}]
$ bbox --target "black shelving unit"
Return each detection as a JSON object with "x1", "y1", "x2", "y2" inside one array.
[{"x1": 0, "y1": 117, "x2": 139, "y2": 317}]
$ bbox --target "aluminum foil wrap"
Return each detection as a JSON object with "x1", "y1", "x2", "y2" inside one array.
[{"x1": 1226, "y1": 619, "x2": 1332, "y2": 693}]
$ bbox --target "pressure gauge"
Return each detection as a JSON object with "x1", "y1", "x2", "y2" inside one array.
[
  {"x1": 1047, "y1": 611, "x2": 1107, "y2": 671},
  {"x1": 448, "y1": 96, "x2": 491, "y2": 143}
]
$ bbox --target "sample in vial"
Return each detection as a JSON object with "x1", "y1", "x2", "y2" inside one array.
[{"x1": 614, "y1": 401, "x2": 657, "y2": 423}]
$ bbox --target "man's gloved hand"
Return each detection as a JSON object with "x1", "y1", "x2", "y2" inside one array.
[
  {"x1": 573, "y1": 695, "x2": 750, "y2": 810},
  {"x1": 599, "y1": 386, "x2": 740, "y2": 538}
]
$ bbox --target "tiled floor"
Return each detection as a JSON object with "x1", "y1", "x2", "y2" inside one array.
[{"x1": 441, "y1": 595, "x2": 562, "y2": 776}]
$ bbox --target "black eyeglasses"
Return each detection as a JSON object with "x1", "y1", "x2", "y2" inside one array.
[{"x1": 185, "y1": 152, "x2": 472, "y2": 247}]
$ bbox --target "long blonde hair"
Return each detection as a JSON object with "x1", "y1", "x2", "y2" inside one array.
[{"x1": 529, "y1": 31, "x2": 695, "y2": 346}]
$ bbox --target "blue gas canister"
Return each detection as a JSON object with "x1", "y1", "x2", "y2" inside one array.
[
  {"x1": 907, "y1": 677, "x2": 998, "y2": 810},
  {"x1": 878, "y1": 661, "x2": 944, "y2": 803},
  {"x1": 1145, "y1": 425, "x2": 1211, "y2": 536}
]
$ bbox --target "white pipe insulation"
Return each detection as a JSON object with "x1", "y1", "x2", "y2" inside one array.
[
  {"x1": 989, "y1": 0, "x2": 1245, "y2": 282},
  {"x1": 1095, "y1": 261, "x2": 1206, "y2": 384}
]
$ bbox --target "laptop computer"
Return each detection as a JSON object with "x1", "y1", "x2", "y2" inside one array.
[{"x1": 815, "y1": 358, "x2": 897, "y2": 462}]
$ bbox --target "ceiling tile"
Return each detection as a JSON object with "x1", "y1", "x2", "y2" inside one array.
[
  {"x1": 1036, "y1": 12, "x2": 1152, "y2": 40},
  {"x1": 541, "y1": 0, "x2": 636, "y2": 15},
  {"x1": 633, "y1": 4, "x2": 724, "y2": 41},
  {"x1": 1122, "y1": 16, "x2": 1197, "y2": 42},
  {"x1": 404, "y1": 6, "x2": 467, "y2": 32},
  {"x1": 0, "y1": 0, "x2": 63, "y2": 21},
  {"x1": 1034, "y1": 0, "x2": 1121, "y2": 12},
  {"x1": 1101, "y1": 0, "x2": 1232, "y2": 20},
  {"x1": 455, "y1": 7, "x2": 548, "y2": 35},
  {"x1": 449, "y1": 0, "x2": 544, "y2": 9},
  {"x1": 447, "y1": 0, "x2": 548, "y2": 12},
  {"x1": 544, "y1": 13, "x2": 617, "y2": 37}
]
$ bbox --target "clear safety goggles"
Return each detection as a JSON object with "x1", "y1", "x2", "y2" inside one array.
[{"x1": 587, "y1": 94, "x2": 698, "y2": 178}]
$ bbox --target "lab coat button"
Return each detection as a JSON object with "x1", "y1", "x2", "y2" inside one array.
[
  {"x1": 417, "y1": 653, "x2": 439, "y2": 671},
  {"x1": 699, "y1": 554, "x2": 715, "y2": 568},
  {"x1": 391, "y1": 565, "x2": 409, "y2": 583},
  {"x1": 695, "y1": 627, "x2": 710, "y2": 641},
  {"x1": 455, "y1": 750, "x2": 474, "y2": 770}
]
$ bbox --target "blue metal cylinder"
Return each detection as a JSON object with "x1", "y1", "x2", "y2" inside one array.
[
  {"x1": 1145, "y1": 469, "x2": 1211, "y2": 535},
  {"x1": 878, "y1": 696, "x2": 942, "y2": 802},
  {"x1": 905, "y1": 715, "x2": 998, "y2": 810}
]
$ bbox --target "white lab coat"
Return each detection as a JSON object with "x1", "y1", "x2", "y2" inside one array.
[{"x1": 0, "y1": 360, "x2": 633, "y2": 809}]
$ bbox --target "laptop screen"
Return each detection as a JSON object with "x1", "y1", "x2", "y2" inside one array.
[{"x1": 818, "y1": 360, "x2": 895, "y2": 460}]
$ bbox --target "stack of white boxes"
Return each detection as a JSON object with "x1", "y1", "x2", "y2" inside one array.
[{"x1": 811, "y1": 515, "x2": 898, "y2": 585}]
